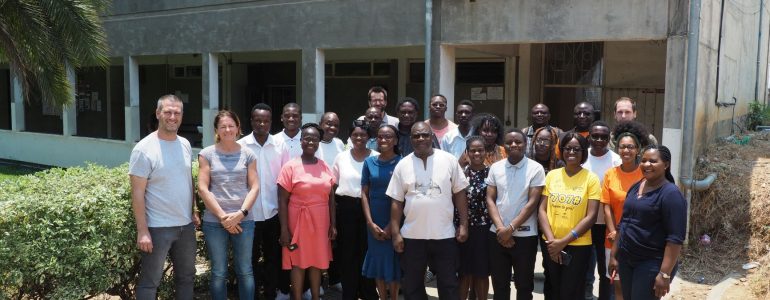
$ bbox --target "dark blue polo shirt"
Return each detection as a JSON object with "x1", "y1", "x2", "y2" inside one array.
[{"x1": 617, "y1": 181, "x2": 687, "y2": 264}]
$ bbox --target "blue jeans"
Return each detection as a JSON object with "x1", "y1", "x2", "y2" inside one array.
[
  {"x1": 136, "y1": 223, "x2": 196, "y2": 300},
  {"x1": 617, "y1": 257, "x2": 678, "y2": 300},
  {"x1": 203, "y1": 221, "x2": 256, "y2": 300}
]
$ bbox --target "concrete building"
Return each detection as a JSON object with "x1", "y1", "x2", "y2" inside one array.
[{"x1": 1, "y1": 0, "x2": 768, "y2": 185}]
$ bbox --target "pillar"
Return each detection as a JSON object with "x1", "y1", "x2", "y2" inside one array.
[
  {"x1": 10, "y1": 72, "x2": 25, "y2": 132},
  {"x1": 430, "y1": 44, "x2": 456, "y2": 119},
  {"x1": 124, "y1": 56, "x2": 140, "y2": 143},
  {"x1": 62, "y1": 66, "x2": 77, "y2": 136},
  {"x1": 662, "y1": 36, "x2": 687, "y2": 182},
  {"x1": 202, "y1": 52, "x2": 220, "y2": 147},
  {"x1": 300, "y1": 48, "x2": 325, "y2": 123}
]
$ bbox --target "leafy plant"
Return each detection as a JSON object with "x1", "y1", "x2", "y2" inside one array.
[{"x1": 746, "y1": 101, "x2": 770, "y2": 130}]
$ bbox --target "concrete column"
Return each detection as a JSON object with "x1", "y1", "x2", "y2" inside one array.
[
  {"x1": 10, "y1": 72, "x2": 25, "y2": 132},
  {"x1": 517, "y1": 45, "x2": 532, "y2": 129},
  {"x1": 662, "y1": 36, "x2": 687, "y2": 181},
  {"x1": 202, "y1": 52, "x2": 220, "y2": 147},
  {"x1": 300, "y1": 48, "x2": 325, "y2": 123},
  {"x1": 62, "y1": 66, "x2": 77, "y2": 136},
  {"x1": 124, "y1": 56, "x2": 140, "y2": 143},
  {"x1": 504, "y1": 56, "x2": 518, "y2": 129},
  {"x1": 397, "y1": 57, "x2": 408, "y2": 100},
  {"x1": 430, "y1": 44, "x2": 456, "y2": 119}
]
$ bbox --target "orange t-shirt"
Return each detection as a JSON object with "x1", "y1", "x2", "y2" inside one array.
[{"x1": 600, "y1": 165, "x2": 643, "y2": 248}]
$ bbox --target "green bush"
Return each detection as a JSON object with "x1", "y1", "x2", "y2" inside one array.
[
  {"x1": 746, "y1": 101, "x2": 770, "y2": 130},
  {"x1": 0, "y1": 164, "x2": 137, "y2": 299}
]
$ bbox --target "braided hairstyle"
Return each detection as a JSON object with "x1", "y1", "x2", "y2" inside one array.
[
  {"x1": 529, "y1": 126, "x2": 560, "y2": 172},
  {"x1": 641, "y1": 144, "x2": 676, "y2": 184}
]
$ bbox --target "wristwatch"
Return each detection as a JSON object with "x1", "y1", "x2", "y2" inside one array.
[
  {"x1": 240, "y1": 209, "x2": 249, "y2": 217},
  {"x1": 659, "y1": 271, "x2": 671, "y2": 280}
]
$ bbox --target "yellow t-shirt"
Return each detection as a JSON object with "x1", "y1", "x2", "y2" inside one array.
[
  {"x1": 542, "y1": 168, "x2": 601, "y2": 246},
  {"x1": 600, "y1": 166, "x2": 643, "y2": 248}
]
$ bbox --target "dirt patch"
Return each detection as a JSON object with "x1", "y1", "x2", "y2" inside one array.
[{"x1": 680, "y1": 131, "x2": 770, "y2": 298}]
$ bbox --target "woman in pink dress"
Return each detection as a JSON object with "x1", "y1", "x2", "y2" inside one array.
[{"x1": 277, "y1": 123, "x2": 337, "y2": 300}]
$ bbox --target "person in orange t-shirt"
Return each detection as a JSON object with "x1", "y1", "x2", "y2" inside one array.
[{"x1": 600, "y1": 128, "x2": 648, "y2": 300}]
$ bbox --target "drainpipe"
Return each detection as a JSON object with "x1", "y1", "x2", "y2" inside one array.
[
  {"x1": 755, "y1": 0, "x2": 765, "y2": 101},
  {"x1": 680, "y1": 173, "x2": 717, "y2": 192},
  {"x1": 424, "y1": 0, "x2": 432, "y2": 120},
  {"x1": 681, "y1": 0, "x2": 701, "y2": 242}
]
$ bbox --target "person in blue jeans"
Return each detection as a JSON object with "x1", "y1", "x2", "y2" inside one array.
[
  {"x1": 608, "y1": 145, "x2": 686, "y2": 300},
  {"x1": 199, "y1": 110, "x2": 261, "y2": 300}
]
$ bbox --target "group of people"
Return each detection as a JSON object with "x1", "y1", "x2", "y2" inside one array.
[{"x1": 128, "y1": 89, "x2": 687, "y2": 300}]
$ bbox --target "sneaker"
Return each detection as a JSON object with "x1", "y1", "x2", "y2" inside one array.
[
  {"x1": 302, "y1": 289, "x2": 311, "y2": 300},
  {"x1": 275, "y1": 291, "x2": 290, "y2": 300},
  {"x1": 424, "y1": 270, "x2": 435, "y2": 283}
]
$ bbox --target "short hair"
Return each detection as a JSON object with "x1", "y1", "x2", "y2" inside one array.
[
  {"x1": 471, "y1": 113, "x2": 504, "y2": 146},
  {"x1": 614, "y1": 97, "x2": 637, "y2": 112},
  {"x1": 465, "y1": 135, "x2": 485, "y2": 149},
  {"x1": 251, "y1": 103, "x2": 272, "y2": 114},
  {"x1": 156, "y1": 94, "x2": 183, "y2": 111},
  {"x1": 558, "y1": 133, "x2": 589, "y2": 164},
  {"x1": 214, "y1": 110, "x2": 242, "y2": 143},
  {"x1": 300, "y1": 122, "x2": 324, "y2": 139},
  {"x1": 378, "y1": 124, "x2": 401, "y2": 155},
  {"x1": 368, "y1": 86, "x2": 388, "y2": 100},
  {"x1": 397, "y1": 97, "x2": 420, "y2": 112},
  {"x1": 505, "y1": 128, "x2": 527, "y2": 142},
  {"x1": 431, "y1": 94, "x2": 448, "y2": 103},
  {"x1": 349, "y1": 119, "x2": 371, "y2": 138},
  {"x1": 283, "y1": 102, "x2": 301, "y2": 113},
  {"x1": 457, "y1": 99, "x2": 474, "y2": 109},
  {"x1": 589, "y1": 120, "x2": 610, "y2": 130}
]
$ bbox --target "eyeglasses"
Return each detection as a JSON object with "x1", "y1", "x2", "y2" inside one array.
[
  {"x1": 618, "y1": 144, "x2": 638, "y2": 150},
  {"x1": 590, "y1": 134, "x2": 610, "y2": 142},
  {"x1": 301, "y1": 136, "x2": 320, "y2": 142},
  {"x1": 411, "y1": 133, "x2": 432, "y2": 139},
  {"x1": 563, "y1": 147, "x2": 582, "y2": 153},
  {"x1": 574, "y1": 111, "x2": 592, "y2": 117},
  {"x1": 535, "y1": 139, "x2": 552, "y2": 146},
  {"x1": 378, "y1": 134, "x2": 396, "y2": 140},
  {"x1": 431, "y1": 103, "x2": 447, "y2": 108}
]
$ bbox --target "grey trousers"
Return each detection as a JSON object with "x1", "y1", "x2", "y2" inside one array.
[{"x1": 136, "y1": 223, "x2": 197, "y2": 300}]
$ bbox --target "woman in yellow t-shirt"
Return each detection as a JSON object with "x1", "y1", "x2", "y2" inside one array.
[
  {"x1": 538, "y1": 132, "x2": 601, "y2": 300},
  {"x1": 601, "y1": 130, "x2": 647, "y2": 300}
]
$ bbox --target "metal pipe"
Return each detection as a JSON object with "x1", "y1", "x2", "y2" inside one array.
[
  {"x1": 681, "y1": 0, "x2": 702, "y2": 242},
  {"x1": 423, "y1": 0, "x2": 432, "y2": 120},
  {"x1": 680, "y1": 173, "x2": 717, "y2": 192},
  {"x1": 755, "y1": 0, "x2": 765, "y2": 101}
]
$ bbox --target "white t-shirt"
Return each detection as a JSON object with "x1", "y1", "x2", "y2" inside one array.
[
  {"x1": 332, "y1": 149, "x2": 379, "y2": 198},
  {"x1": 317, "y1": 138, "x2": 345, "y2": 166},
  {"x1": 440, "y1": 127, "x2": 472, "y2": 158},
  {"x1": 485, "y1": 157, "x2": 546, "y2": 237},
  {"x1": 238, "y1": 133, "x2": 286, "y2": 221},
  {"x1": 582, "y1": 149, "x2": 622, "y2": 225},
  {"x1": 274, "y1": 130, "x2": 302, "y2": 161},
  {"x1": 128, "y1": 132, "x2": 193, "y2": 227},
  {"x1": 386, "y1": 150, "x2": 469, "y2": 240}
]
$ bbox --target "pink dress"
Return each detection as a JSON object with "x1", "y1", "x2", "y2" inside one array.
[{"x1": 277, "y1": 158, "x2": 336, "y2": 270}]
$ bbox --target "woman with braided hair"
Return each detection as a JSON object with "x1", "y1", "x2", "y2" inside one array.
[
  {"x1": 528, "y1": 125, "x2": 563, "y2": 174},
  {"x1": 608, "y1": 145, "x2": 686, "y2": 300}
]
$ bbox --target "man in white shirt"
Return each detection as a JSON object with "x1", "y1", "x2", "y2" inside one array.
[
  {"x1": 129, "y1": 95, "x2": 199, "y2": 299},
  {"x1": 238, "y1": 103, "x2": 289, "y2": 299},
  {"x1": 357, "y1": 86, "x2": 399, "y2": 127},
  {"x1": 273, "y1": 102, "x2": 302, "y2": 160},
  {"x1": 318, "y1": 112, "x2": 346, "y2": 165},
  {"x1": 387, "y1": 122, "x2": 469, "y2": 300},
  {"x1": 441, "y1": 99, "x2": 474, "y2": 161},
  {"x1": 485, "y1": 129, "x2": 546, "y2": 300}
]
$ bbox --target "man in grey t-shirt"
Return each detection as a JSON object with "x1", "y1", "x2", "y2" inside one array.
[{"x1": 129, "y1": 95, "x2": 199, "y2": 299}]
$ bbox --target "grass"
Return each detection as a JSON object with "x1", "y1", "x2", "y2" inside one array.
[{"x1": 0, "y1": 164, "x2": 39, "y2": 181}]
